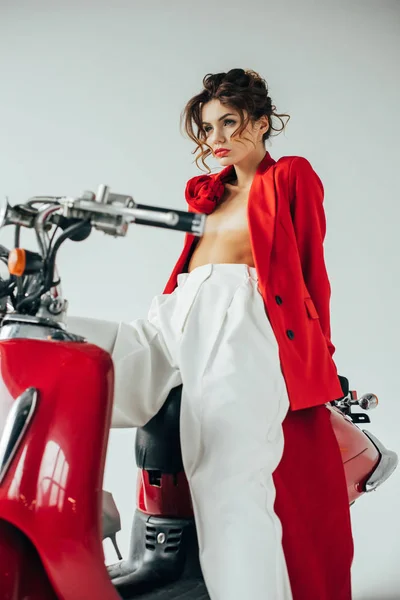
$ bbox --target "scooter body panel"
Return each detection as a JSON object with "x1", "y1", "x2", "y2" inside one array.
[
  {"x1": 0, "y1": 338, "x2": 120, "y2": 600},
  {"x1": 327, "y1": 405, "x2": 381, "y2": 502}
]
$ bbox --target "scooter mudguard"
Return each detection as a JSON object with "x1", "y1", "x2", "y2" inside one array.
[{"x1": 0, "y1": 338, "x2": 120, "y2": 600}]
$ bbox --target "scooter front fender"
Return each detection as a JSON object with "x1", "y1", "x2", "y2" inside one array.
[{"x1": 0, "y1": 338, "x2": 120, "y2": 600}]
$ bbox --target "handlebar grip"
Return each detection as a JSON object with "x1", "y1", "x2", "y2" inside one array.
[{"x1": 134, "y1": 204, "x2": 205, "y2": 236}]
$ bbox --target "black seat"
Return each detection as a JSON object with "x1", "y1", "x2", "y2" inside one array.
[{"x1": 135, "y1": 385, "x2": 184, "y2": 473}]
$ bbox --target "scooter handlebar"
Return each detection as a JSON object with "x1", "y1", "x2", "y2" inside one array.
[{"x1": 0, "y1": 186, "x2": 207, "y2": 239}]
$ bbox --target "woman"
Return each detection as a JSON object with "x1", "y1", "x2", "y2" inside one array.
[{"x1": 110, "y1": 69, "x2": 354, "y2": 599}]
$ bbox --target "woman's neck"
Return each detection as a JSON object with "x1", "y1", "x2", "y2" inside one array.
[{"x1": 230, "y1": 146, "x2": 267, "y2": 190}]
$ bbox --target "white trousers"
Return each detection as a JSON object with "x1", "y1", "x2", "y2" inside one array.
[{"x1": 68, "y1": 263, "x2": 293, "y2": 600}]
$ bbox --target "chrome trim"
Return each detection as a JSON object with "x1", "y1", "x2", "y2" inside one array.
[
  {"x1": 0, "y1": 387, "x2": 38, "y2": 484},
  {"x1": 192, "y1": 213, "x2": 206, "y2": 236},
  {"x1": 1, "y1": 314, "x2": 65, "y2": 329},
  {"x1": 0, "y1": 323, "x2": 69, "y2": 341},
  {"x1": 362, "y1": 429, "x2": 399, "y2": 492},
  {"x1": 0, "y1": 315, "x2": 85, "y2": 342},
  {"x1": 0, "y1": 314, "x2": 65, "y2": 341}
]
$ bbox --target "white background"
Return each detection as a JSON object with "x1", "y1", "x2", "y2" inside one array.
[{"x1": 0, "y1": 1, "x2": 399, "y2": 598}]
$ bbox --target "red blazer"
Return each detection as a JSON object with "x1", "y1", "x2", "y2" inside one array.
[{"x1": 163, "y1": 151, "x2": 343, "y2": 411}]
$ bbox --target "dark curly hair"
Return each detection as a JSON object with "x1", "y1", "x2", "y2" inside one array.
[{"x1": 181, "y1": 68, "x2": 290, "y2": 173}]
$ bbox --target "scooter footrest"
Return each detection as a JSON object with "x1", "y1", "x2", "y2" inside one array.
[{"x1": 108, "y1": 510, "x2": 202, "y2": 598}]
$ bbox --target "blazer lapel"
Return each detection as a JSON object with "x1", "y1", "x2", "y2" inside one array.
[{"x1": 247, "y1": 153, "x2": 277, "y2": 291}]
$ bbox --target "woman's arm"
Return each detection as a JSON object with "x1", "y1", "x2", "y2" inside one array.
[{"x1": 288, "y1": 156, "x2": 336, "y2": 358}]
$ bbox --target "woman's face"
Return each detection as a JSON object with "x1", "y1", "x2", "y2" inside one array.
[{"x1": 201, "y1": 99, "x2": 267, "y2": 165}]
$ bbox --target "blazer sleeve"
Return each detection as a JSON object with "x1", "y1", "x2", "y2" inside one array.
[{"x1": 288, "y1": 156, "x2": 336, "y2": 358}]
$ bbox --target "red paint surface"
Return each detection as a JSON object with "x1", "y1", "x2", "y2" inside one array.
[{"x1": 0, "y1": 338, "x2": 120, "y2": 600}]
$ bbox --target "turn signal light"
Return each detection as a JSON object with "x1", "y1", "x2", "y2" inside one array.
[
  {"x1": 8, "y1": 248, "x2": 26, "y2": 276},
  {"x1": 8, "y1": 249, "x2": 43, "y2": 277}
]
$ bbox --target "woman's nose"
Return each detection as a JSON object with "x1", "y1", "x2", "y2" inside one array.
[{"x1": 210, "y1": 128, "x2": 225, "y2": 144}]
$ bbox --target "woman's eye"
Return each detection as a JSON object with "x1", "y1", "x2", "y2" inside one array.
[{"x1": 204, "y1": 120, "x2": 236, "y2": 134}]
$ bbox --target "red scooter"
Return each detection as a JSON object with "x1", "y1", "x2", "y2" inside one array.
[{"x1": 0, "y1": 187, "x2": 397, "y2": 600}]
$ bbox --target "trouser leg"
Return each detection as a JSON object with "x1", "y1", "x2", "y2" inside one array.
[
  {"x1": 67, "y1": 292, "x2": 182, "y2": 428},
  {"x1": 177, "y1": 264, "x2": 293, "y2": 600}
]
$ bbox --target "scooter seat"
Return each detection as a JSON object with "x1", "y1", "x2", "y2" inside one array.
[{"x1": 135, "y1": 385, "x2": 183, "y2": 473}]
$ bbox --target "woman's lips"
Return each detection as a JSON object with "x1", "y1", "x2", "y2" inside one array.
[{"x1": 215, "y1": 149, "x2": 231, "y2": 157}]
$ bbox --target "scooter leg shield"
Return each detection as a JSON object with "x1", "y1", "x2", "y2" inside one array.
[{"x1": 0, "y1": 520, "x2": 57, "y2": 600}]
